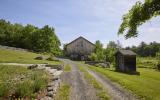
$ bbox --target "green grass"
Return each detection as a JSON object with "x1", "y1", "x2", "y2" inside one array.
[
  {"x1": 64, "y1": 64, "x2": 71, "y2": 72},
  {"x1": 137, "y1": 57, "x2": 158, "y2": 69},
  {"x1": 55, "y1": 83, "x2": 70, "y2": 100},
  {"x1": 0, "y1": 65, "x2": 49, "y2": 98},
  {"x1": 0, "y1": 48, "x2": 61, "y2": 65},
  {"x1": 77, "y1": 64, "x2": 109, "y2": 100},
  {"x1": 88, "y1": 65, "x2": 160, "y2": 100}
]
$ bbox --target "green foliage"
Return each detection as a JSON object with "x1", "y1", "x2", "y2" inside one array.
[
  {"x1": 89, "y1": 53, "x2": 98, "y2": 61},
  {"x1": 126, "y1": 41, "x2": 160, "y2": 57},
  {"x1": 118, "y1": 0, "x2": 160, "y2": 38},
  {"x1": 88, "y1": 65, "x2": 160, "y2": 100},
  {"x1": 105, "y1": 48, "x2": 116, "y2": 63},
  {"x1": 90, "y1": 40, "x2": 105, "y2": 62},
  {"x1": 105, "y1": 41, "x2": 118, "y2": 64},
  {"x1": 0, "y1": 19, "x2": 61, "y2": 55}
]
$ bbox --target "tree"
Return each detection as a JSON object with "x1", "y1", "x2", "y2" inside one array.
[
  {"x1": 105, "y1": 41, "x2": 118, "y2": 63},
  {"x1": 93, "y1": 40, "x2": 105, "y2": 61},
  {"x1": 118, "y1": 0, "x2": 160, "y2": 38},
  {"x1": 126, "y1": 41, "x2": 160, "y2": 57},
  {"x1": 0, "y1": 19, "x2": 61, "y2": 55}
]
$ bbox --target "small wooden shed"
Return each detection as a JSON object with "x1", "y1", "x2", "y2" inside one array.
[{"x1": 115, "y1": 50, "x2": 137, "y2": 72}]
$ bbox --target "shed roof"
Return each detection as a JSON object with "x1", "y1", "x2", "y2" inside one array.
[{"x1": 118, "y1": 50, "x2": 136, "y2": 56}]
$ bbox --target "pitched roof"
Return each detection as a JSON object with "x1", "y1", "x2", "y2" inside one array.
[
  {"x1": 118, "y1": 50, "x2": 136, "y2": 56},
  {"x1": 66, "y1": 36, "x2": 95, "y2": 46}
]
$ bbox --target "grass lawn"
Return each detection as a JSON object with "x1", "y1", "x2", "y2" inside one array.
[
  {"x1": 137, "y1": 57, "x2": 158, "y2": 69},
  {"x1": 0, "y1": 65, "x2": 49, "y2": 98},
  {"x1": 87, "y1": 65, "x2": 160, "y2": 100},
  {"x1": 0, "y1": 48, "x2": 62, "y2": 65}
]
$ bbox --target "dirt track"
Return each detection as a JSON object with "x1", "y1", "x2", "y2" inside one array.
[{"x1": 61, "y1": 59, "x2": 99, "y2": 100}]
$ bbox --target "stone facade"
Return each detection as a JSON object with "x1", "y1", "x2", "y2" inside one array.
[{"x1": 66, "y1": 36, "x2": 95, "y2": 60}]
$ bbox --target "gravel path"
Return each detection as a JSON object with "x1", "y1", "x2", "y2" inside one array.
[
  {"x1": 82, "y1": 64, "x2": 137, "y2": 100},
  {"x1": 60, "y1": 59, "x2": 99, "y2": 100}
]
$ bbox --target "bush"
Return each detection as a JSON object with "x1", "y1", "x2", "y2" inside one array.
[{"x1": 89, "y1": 53, "x2": 98, "y2": 61}]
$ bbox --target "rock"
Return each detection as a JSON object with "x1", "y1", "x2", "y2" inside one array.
[
  {"x1": 51, "y1": 75, "x2": 59, "y2": 81},
  {"x1": 40, "y1": 97, "x2": 52, "y2": 100},
  {"x1": 54, "y1": 70, "x2": 63, "y2": 76},
  {"x1": 34, "y1": 56, "x2": 43, "y2": 60},
  {"x1": 49, "y1": 69, "x2": 57, "y2": 74},
  {"x1": 47, "y1": 82, "x2": 54, "y2": 87},
  {"x1": 46, "y1": 56, "x2": 59, "y2": 61},
  {"x1": 45, "y1": 64, "x2": 63, "y2": 70},
  {"x1": 47, "y1": 87, "x2": 53, "y2": 92},
  {"x1": 27, "y1": 64, "x2": 38, "y2": 69},
  {"x1": 47, "y1": 91, "x2": 54, "y2": 97}
]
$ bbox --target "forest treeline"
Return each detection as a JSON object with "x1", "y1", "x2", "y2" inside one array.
[
  {"x1": 126, "y1": 41, "x2": 160, "y2": 57},
  {"x1": 0, "y1": 19, "x2": 61, "y2": 55}
]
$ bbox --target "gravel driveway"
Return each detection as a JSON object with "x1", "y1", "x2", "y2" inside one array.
[{"x1": 60, "y1": 59, "x2": 99, "y2": 100}]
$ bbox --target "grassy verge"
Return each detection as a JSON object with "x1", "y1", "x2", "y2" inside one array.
[
  {"x1": 137, "y1": 57, "x2": 158, "y2": 69},
  {"x1": 64, "y1": 64, "x2": 71, "y2": 72},
  {"x1": 77, "y1": 64, "x2": 109, "y2": 100},
  {"x1": 55, "y1": 83, "x2": 70, "y2": 100},
  {"x1": 88, "y1": 65, "x2": 160, "y2": 100},
  {"x1": 0, "y1": 65, "x2": 49, "y2": 98},
  {"x1": 0, "y1": 48, "x2": 61, "y2": 65}
]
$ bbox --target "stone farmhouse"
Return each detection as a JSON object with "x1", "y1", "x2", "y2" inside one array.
[{"x1": 66, "y1": 36, "x2": 95, "y2": 60}]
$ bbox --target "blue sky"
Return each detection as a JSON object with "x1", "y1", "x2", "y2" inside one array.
[{"x1": 0, "y1": 0, "x2": 160, "y2": 48}]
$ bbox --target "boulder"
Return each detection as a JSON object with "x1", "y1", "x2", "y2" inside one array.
[
  {"x1": 34, "y1": 56, "x2": 44, "y2": 60},
  {"x1": 27, "y1": 64, "x2": 38, "y2": 69}
]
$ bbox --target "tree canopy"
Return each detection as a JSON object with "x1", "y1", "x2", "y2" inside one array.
[
  {"x1": 126, "y1": 41, "x2": 160, "y2": 57},
  {"x1": 118, "y1": 0, "x2": 160, "y2": 38},
  {"x1": 0, "y1": 19, "x2": 61, "y2": 55}
]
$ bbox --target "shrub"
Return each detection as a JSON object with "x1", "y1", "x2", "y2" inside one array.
[{"x1": 89, "y1": 53, "x2": 98, "y2": 61}]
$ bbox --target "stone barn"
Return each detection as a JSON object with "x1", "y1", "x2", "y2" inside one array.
[
  {"x1": 115, "y1": 50, "x2": 137, "y2": 72},
  {"x1": 66, "y1": 36, "x2": 95, "y2": 60}
]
